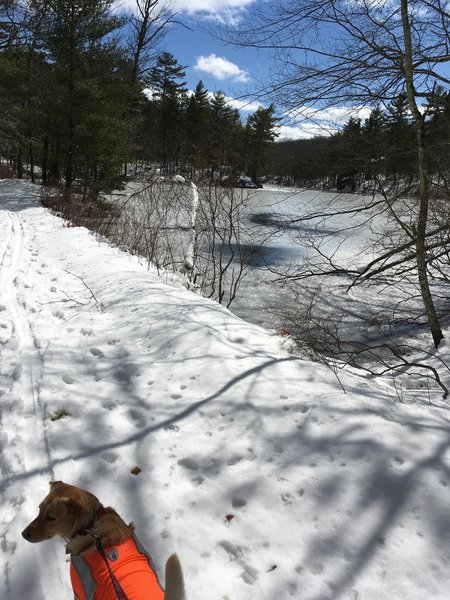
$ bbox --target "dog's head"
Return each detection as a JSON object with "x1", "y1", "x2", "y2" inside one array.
[{"x1": 22, "y1": 481, "x2": 100, "y2": 543}]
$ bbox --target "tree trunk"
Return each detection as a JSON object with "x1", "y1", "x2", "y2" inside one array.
[
  {"x1": 65, "y1": 3, "x2": 76, "y2": 190},
  {"x1": 401, "y1": 0, "x2": 443, "y2": 347},
  {"x1": 29, "y1": 140, "x2": 34, "y2": 183},
  {"x1": 17, "y1": 142, "x2": 23, "y2": 179},
  {"x1": 42, "y1": 134, "x2": 48, "y2": 185}
]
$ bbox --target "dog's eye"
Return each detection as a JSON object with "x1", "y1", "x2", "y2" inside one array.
[{"x1": 45, "y1": 515, "x2": 56, "y2": 522}]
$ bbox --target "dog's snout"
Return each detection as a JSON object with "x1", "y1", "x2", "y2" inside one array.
[{"x1": 22, "y1": 526, "x2": 32, "y2": 540}]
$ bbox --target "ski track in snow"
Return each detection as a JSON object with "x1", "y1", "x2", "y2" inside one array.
[{"x1": 0, "y1": 183, "x2": 61, "y2": 598}]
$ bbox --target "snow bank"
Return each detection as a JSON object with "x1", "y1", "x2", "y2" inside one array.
[{"x1": 1, "y1": 179, "x2": 450, "y2": 600}]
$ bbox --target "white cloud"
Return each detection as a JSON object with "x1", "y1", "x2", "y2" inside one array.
[
  {"x1": 224, "y1": 96, "x2": 262, "y2": 112},
  {"x1": 194, "y1": 54, "x2": 250, "y2": 82},
  {"x1": 173, "y1": 0, "x2": 254, "y2": 23},
  {"x1": 116, "y1": 0, "x2": 254, "y2": 23},
  {"x1": 287, "y1": 105, "x2": 372, "y2": 126},
  {"x1": 277, "y1": 106, "x2": 373, "y2": 140},
  {"x1": 277, "y1": 105, "x2": 373, "y2": 140}
]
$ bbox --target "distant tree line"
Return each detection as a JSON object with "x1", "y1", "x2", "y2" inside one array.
[
  {"x1": 140, "y1": 52, "x2": 278, "y2": 184},
  {"x1": 0, "y1": 1, "x2": 279, "y2": 195},
  {"x1": 275, "y1": 92, "x2": 450, "y2": 192}
]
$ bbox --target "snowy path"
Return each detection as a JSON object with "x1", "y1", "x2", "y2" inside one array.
[
  {"x1": 1, "y1": 179, "x2": 450, "y2": 600},
  {"x1": 0, "y1": 181, "x2": 62, "y2": 598}
]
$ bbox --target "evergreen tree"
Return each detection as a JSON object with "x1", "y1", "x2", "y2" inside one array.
[
  {"x1": 148, "y1": 51, "x2": 186, "y2": 170},
  {"x1": 427, "y1": 87, "x2": 450, "y2": 181},
  {"x1": 332, "y1": 117, "x2": 364, "y2": 191},
  {"x1": 244, "y1": 103, "x2": 278, "y2": 184},
  {"x1": 208, "y1": 91, "x2": 241, "y2": 181},
  {"x1": 26, "y1": 0, "x2": 132, "y2": 192},
  {"x1": 362, "y1": 105, "x2": 386, "y2": 181},
  {"x1": 385, "y1": 93, "x2": 415, "y2": 181},
  {"x1": 182, "y1": 80, "x2": 211, "y2": 176}
]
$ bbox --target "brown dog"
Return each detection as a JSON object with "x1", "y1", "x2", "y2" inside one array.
[{"x1": 22, "y1": 481, "x2": 185, "y2": 600}]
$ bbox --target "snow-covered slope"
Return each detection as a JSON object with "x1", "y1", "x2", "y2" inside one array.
[{"x1": 1, "y1": 179, "x2": 450, "y2": 600}]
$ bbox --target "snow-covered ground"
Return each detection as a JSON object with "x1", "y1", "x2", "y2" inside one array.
[{"x1": 1, "y1": 178, "x2": 450, "y2": 600}]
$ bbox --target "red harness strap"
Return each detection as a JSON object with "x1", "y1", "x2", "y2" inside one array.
[{"x1": 70, "y1": 534, "x2": 164, "y2": 600}]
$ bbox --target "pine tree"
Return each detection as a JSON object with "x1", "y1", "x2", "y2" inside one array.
[
  {"x1": 208, "y1": 91, "x2": 241, "y2": 182},
  {"x1": 385, "y1": 93, "x2": 415, "y2": 182},
  {"x1": 25, "y1": 0, "x2": 131, "y2": 192},
  {"x1": 244, "y1": 103, "x2": 278, "y2": 185},
  {"x1": 147, "y1": 51, "x2": 186, "y2": 171},
  {"x1": 362, "y1": 105, "x2": 387, "y2": 181},
  {"x1": 182, "y1": 80, "x2": 211, "y2": 176}
]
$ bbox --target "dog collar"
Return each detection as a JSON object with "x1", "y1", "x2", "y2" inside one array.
[{"x1": 68, "y1": 504, "x2": 108, "y2": 542}]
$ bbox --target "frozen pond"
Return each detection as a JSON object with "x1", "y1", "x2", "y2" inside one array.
[
  {"x1": 224, "y1": 186, "x2": 381, "y2": 331},
  {"x1": 106, "y1": 181, "x2": 446, "y2": 363}
]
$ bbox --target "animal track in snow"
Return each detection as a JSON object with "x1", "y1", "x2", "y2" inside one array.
[
  {"x1": 90, "y1": 347, "x2": 104, "y2": 357},
  {"x1": 127, "y1": 409, "x2": 146, "y2": 428},
  {"x1": 217, "y1": 541, "x2": 258, "y2": 585},
  {"x1": 308, "y1": 561, "x2": 324, "y2": 575},
  {"x1": 53, "y1": 310, "x2": 65, "y2": 320},
  {"x1": 240, "y1": 565, "x2": 258, "y2": 585},
  {"x1": 280, "y1": 492, "x2": 293, "y2": 505},
  {"x1": 177, "y1": 456, "x2": 204, "y2": 485},
  {"x1": 62, "y1": 374, "x2": 75, "y2": 385},
  {"x1": 0, "y1": 305, "x2": 6, "y2": 312},
  {"x1": 102, "y1": 399, "x2": 117, "y2": 411},
  {"x1": 101, "y1": 452, "x2": 118, "y2": 463},
  {"x1": 80, "y1": 328, "x2": 92, "y2": 336},
  {"x1": 164, "y1": 423, "x2": 179, "y2": 432},
  {"x1": 231, "y1": 497, "x2": 247, "y2": 509}
]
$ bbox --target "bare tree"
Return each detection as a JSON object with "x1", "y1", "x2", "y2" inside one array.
[
  {"x1": 128, "y1": 0, "x2": 177, "y2": 85},
  {"x1": 223, "y1": 0, "x2": 450, "y2": 346}
]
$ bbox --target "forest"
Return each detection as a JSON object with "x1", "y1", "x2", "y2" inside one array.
[
  {"x1": 274, "y1": 96, "x2": 450, "y2": 192},
  {"x1": 1, "y1": 0, "x2": 449, "y2": 358},
  {"x1": 0, "y1": 1, "x2": 278, "y2": 194}
]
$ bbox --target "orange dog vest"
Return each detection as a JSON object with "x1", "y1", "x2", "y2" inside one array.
[{"x1": 70, "y1": 534, "x2": 164, "y2": 600}]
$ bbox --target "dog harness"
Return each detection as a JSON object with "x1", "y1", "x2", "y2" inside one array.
[{"x1": 70, "y1": 533, "x2": 164, "y2": 600}]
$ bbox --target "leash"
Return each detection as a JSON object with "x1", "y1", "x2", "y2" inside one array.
[{"x1": 91, "y1": 526, "x2": 129, "y2": 600}]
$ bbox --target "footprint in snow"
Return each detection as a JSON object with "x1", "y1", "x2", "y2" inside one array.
[
  {"x1": 127, "y1": 409, "x2": 146, "y2": 429},
  {"x1": 101, "y1": 452, "x2": 118, "y2": 464},
  {"x1": 0, "y1": 305, "x2": 6, "y2": 313},
  {"x1": 53, "y1": 310, "x2": 65, "y2": 320},
  {"x1": 80, "y1": 328, "x2": 92, "y2": 336},
  {"x1": 102, "y1": 399, "x2": 117, "y2": 411},
  {"x1": 177, "y1": 457, "x2": 203, "y2": 485},
  {"x1": 90, "y1": 347, "x2": 104, "y2": 358},
  {"x1": 62, "y1": 374, "x2": 75, "y2": 385},
  {"x1": 240, "y1": 565, "x2": 259, "y2": 585},
  {"x1": 308, "y1": 562, "x2": 324, "y2": 575},
  {"x1": 231, "y1": 497, "x2": 247, "y2": 509}
]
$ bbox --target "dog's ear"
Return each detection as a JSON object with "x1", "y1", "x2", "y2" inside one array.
[
  {"x1": 60, "y1": 488, "x2": 98, "y2": 514},
  {"x1": 49, "y1": 480, "x2": 64, "y2": 489},
  {"x1": 60, "y1": 497, "x2": 87, "y2": 513}
]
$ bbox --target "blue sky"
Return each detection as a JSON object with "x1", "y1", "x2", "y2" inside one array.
[
  {"x1": 117, "y1": 0, "x2": 344, "y2": 140},
  {"x1": 116, "y1": 1, "x2": 450, "y2": 140},
  {"x1": 116, "y1": 0, "x2": 398, "y2": 139}
]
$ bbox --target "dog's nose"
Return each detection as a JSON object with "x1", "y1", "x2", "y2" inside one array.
[{"x1": 22, "y1": 527, "x2": 31, "y2": 540}]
